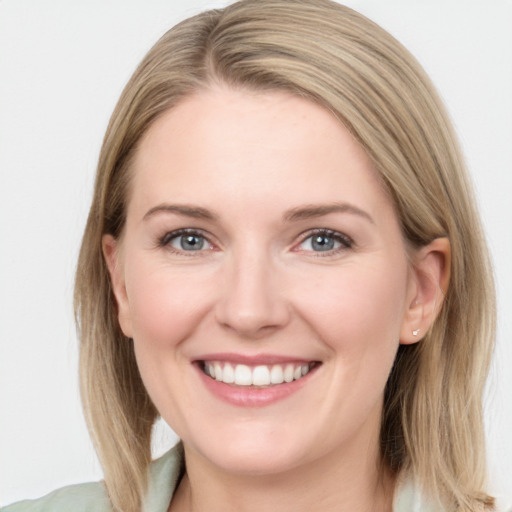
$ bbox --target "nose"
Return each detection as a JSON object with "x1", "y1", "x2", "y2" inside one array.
[{"x1": 214, "y1": 250, "x2": 290, "y2": 339}]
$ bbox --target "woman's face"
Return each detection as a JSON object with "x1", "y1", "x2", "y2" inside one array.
[{"x1": 105, "y1": 87, "x2": 421, "y2": 475}]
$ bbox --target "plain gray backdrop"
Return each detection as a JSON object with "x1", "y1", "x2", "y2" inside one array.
[{"x1": 1, "y1": 0, "x2": 511, "y2": 508}]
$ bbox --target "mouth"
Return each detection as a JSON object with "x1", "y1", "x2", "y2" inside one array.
[{"x1": 200, "y1": 360, "x2": 320, "y2": 387}]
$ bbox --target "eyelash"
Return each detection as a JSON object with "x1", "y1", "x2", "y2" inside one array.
[
  {"x1": 157, "y1": 228, "x2": 214, "y2": 256},
  {"x1": 295, "y1": 229, "x2": 353, "y2": 257},
  {"x1": 157, "y1": 228, "x2": 354, "y2": 256}
]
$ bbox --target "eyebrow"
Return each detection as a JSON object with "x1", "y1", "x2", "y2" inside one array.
[
  {"x1": 283, "y1": 202, "x2": 374, "y2": 224},
  {"x1": 142, "y1": 201, "x2": 374, "y2": 224},
  {"x1": 143, "y1": 204, "x2": 218, "y2": 222}
]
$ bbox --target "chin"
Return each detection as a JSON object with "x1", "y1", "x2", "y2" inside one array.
[
  {"x1": 209, "y1": 445, "x2": 303, "y2": 475},
  {"x1": 184, "y1": 425, "x2": 311, "y2": 476}
]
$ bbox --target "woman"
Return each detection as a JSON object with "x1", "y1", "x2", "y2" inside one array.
[{"x1": 3, "y1": 0, "x2": 497, "y2": 511}]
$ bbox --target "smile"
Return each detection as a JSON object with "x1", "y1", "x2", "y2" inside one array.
[{"x1": 202, "y1": 361, "x2": 317, "y2": 387}]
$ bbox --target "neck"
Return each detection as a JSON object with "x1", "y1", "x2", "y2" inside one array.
[{"x1": 170, "y1": 437, "x2": 396, "y2": 512}]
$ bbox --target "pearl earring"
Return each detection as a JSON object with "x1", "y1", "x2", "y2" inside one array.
[{"x1": 412, "y1": 329, "x2": 420, "y2": 336}]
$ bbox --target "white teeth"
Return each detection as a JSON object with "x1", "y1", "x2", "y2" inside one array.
[
  {"x1": 214, "y1": 362, "x2": 223, "y2": 381},
  {"x1": 252, "y1": 365, "x2": 271, "y2": 386},
  {"x1": 223, "y1": 363, "x2": 235, "y2": 383},
  {"x1": 270, "y1": 365, "x2": 284, "y2": 384},
  {"x1": 234, "y1": 364, "x2": 252, "y2": 386},
  {"x1": 283, "y1": 364, "x2": 294, "y2": 383},
  {"x1": 204, "y1": 361, "x2": 313, "y2": 387}
]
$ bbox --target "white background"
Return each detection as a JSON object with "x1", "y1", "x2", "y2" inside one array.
[{"x1": 1, "y1": 0, "x2": 511, "y2": 508}]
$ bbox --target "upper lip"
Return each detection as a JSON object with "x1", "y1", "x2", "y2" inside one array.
[{"x1": 193, "y1": 352, "x2": 319, "y2": 365}]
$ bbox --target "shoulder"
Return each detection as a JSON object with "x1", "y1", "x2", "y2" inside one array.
[
  {"x1": 1, "y1": 443, "x2": 184, "y2": 512},
  {"x1": 1, "y1": 482, "x2": 111, "y2": 512}
]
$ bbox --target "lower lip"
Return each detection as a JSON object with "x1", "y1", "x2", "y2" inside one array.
[{"x1": 195, "y1": 364, "x2": 318, "y2": 408}]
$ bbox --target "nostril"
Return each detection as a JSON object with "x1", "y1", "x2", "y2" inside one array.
[
  {"x1": 214, "y1": 294, "x2": 290, "y2": 338},
  {"x1": 217, "y1": 317, "x2": 285, "y2": 339}
]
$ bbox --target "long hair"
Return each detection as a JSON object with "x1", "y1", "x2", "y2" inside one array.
[{"x1": 74, "y1": 1, "x2": 496, "y2": 511}]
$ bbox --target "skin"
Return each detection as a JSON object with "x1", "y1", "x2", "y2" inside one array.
[{"x1": 104, "y1": 85, "x2": 449, "y2": 512}]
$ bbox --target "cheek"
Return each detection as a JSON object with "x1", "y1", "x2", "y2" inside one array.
[
  {"x1": 123, "y1": 260, "x2": 219, "y2": 423},
  {"x1": 292, "y1": 260, "x2": 409, "y2": 355},
  {"x1": 124, "y1": 259, "x2": 215, "y2": 351}
]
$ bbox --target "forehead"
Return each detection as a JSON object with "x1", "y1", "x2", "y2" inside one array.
[{"x1": 129, "y1": 86, "x2": 391, "y2": 221}]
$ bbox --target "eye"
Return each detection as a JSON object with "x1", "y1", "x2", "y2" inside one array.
[
  {"x1": 297, "y1": 230, "x2": 353, "y2": 254},
  {"x1": 172, "y1": 233, "x2": 206, "y2": 251},
  {"x1": 159, "y1": 229, "x2": 213, "y2": 253}
]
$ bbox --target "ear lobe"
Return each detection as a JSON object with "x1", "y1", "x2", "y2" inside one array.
[
  {"x1": 400, "y1": 237, "x2": 451, "y2": 345},
  {"x1": 102, "y1": 234, "x2": 133, "y2": 338}
]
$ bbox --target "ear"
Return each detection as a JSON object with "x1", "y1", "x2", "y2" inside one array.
[
  {"x1": 400, "y1": 237, "x2": 451, "y2": 345},
  {"x1": 102, "y1": 234, "x2": 133, "y2": 338}
]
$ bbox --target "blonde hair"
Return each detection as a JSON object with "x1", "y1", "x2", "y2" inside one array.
[{"x1": 74, "y1": 1, "x2": 496, "y2": 511}]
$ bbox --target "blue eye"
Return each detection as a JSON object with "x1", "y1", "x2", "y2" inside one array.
[
  {"x1": 298, "y1": 230, "x2": 352, "y2": 253},
  {"x1": 172, "y1": 233, "x2": 206, "y2": 251},
  {"x1": 159, "y1": 229, "x2": 211, "y2": 252}
]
